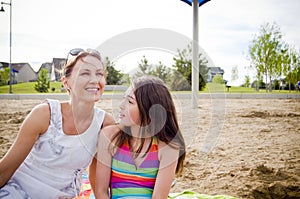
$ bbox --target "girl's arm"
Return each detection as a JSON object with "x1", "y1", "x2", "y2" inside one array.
[
  {"x1": 0, "y1": 103, "x2": 50, "y2": 187},
  {"x1": 94, "y1": 125, "x2": 118, "y2": 199},
  {"x1": 88, "y1": 157, "x2": 97, "y2": 192},
  {"x1": 89, "y1": 113, "x2": 115, "y2": 191},
  {"x1": 152, "y1": 142, "x2": 180, "y2": 199}
]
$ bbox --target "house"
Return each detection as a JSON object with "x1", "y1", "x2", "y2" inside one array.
[
  {"x1": 52, "y1": 58, "x2": 66, "y2": 81},
  {"x1": 37, "y1": 62, "x2": 53, "y2": 80},
  {"x1": 207, "y1": 66, "x2": 224, "y2": 82},
  {"x1": 13, "y1": 63, "x2": 37, "y2": 82},
  {"x1": 33, "y1": 58, "x2": 66, "y2": 82},
  {"x1": 0, "y1": 58, "x2": 66, "y2": 84},
  {"x1": 0, "y1": 62, "x2": 37, "y2": 83}
]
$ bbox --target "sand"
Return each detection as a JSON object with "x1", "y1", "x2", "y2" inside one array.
[{"x1": 0, "y1": 98, "x2": 299, "y2": 199}]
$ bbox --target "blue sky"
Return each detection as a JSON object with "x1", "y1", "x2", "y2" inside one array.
[{"x1": 0, "y1": 0, "x2": 299, "y2": 85}]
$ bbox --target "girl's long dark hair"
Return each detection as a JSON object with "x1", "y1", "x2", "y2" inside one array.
[{"x1": 112, "y1": 76, "x2": 186, "y2": 174}]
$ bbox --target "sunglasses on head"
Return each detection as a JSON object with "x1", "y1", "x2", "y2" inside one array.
[{"x1": 65, "y1": 48, "x2": 101, "y2": 65}]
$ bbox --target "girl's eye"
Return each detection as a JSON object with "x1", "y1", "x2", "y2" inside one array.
[
  {"x1": 81, "y1": 72, "x2": 89, "y2": 76},
  {"x1": 124, "y1": 96, "x2": 133, "y2": 104},
  {"x1": 96, "y1": 72, "x2": 104, "y2": 76}
]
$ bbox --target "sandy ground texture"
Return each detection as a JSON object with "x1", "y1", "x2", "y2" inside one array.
[{"x1": 0, "y1": 98, "x2": 299, "y2": 199}]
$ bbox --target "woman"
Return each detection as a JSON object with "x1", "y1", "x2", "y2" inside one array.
[
  {"x1": 95, "y1": 76, "x2": 186, "y2": 199},
  {"x1": 0, "y1": 48, "x2": 115, "y2": 198}
]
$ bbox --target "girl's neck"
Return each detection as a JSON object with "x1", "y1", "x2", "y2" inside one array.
[
  {"x1": 129, "y1": 133, "x2": 152, "y2": 150},
  {"x1": 129, "y1": 125, "x2": 141, "y2": 138}
]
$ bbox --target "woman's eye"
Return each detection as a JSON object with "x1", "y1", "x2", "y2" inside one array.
[{"x1": 97, "y1": 72, "x2": 104, "y2": 76}]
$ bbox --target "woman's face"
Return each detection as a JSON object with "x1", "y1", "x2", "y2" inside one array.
[
  {"x1": 64, "y1": 55, "x2": 105, "y2": 102},
  {"x1": 118, "y1": 87, "x2": 141, "y2": 127}
]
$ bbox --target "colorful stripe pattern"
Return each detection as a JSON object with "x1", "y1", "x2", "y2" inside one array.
[{"x1": 111, "y1": 137, "x2": 159, "y2": 199}]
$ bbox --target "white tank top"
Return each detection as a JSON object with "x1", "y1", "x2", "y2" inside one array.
[{"x1": 3, "y1": 99, "x2": 105, "y2": 199}]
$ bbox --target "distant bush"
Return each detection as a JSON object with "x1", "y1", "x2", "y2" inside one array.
[
  {"x1": 212, "y1": 74, "x2": 224, "y2": 84},
  {"x1": 283, "y1": 83, "x2": 295, "y2": 90},
  {"x1": 251, "y1": 80, "x2": 266, "y2": 89}
]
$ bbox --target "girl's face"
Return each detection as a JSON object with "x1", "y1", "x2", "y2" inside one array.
[
  {"x1": 64, "y1": 55, "x2": 105, "y2": 102},
  {"x1": 118, "y1": 87, "x2": 141, "y2": 127}
]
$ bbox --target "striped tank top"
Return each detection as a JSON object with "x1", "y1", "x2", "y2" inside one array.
[{"x1": 110, "y1": 137, "x2": 159, "y2": 199}]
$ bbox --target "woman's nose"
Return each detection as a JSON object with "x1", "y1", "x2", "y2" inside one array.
[{"x1": 90, "y1": 74, "x2": 100, "y2": 83}]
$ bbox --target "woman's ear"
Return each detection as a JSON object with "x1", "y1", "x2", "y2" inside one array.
[
  {"x1": 61, "y1": 76, "x2": 70, "y2": 91},
  {"x1": 61, "y1": 76, "x2": 67, "y2": 86}
]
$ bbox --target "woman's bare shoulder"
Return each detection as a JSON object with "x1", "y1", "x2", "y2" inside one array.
[
  {"x1": 33, "y1": 101, "x2": 50, "y2": 111},
  {"x1": 29, "y1": 101, "x2": 50, "y2": 120},
  {"x1": 101, "y1": 124, "x2": 121, "y2": 139},
  {"x1": 20, "y1": 101, "x2": 51, "y2": 135},
  {"x1": 103, "y1": 112, "x2": 116, "y2": 127}
]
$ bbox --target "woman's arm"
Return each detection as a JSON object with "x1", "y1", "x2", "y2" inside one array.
[
  {"x1": 102, "y1": 112, "x2": 116, "y2": 127},
  {"x1": 152, "y1": 142, "x2": 180, "y2": 199},
  {"x1": 94, "y1": 126, "x2": 118, "y2": 199},
  {"x1": 0, "y1": 103, "x2": 50, "y2": 187},
  {"x1": 89, "y1": 112, "x2": 115, "y2": 191}
]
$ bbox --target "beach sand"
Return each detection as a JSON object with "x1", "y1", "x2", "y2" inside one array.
[{"x1": 0, "y1": 98, "x2": 299, "y2": 199}]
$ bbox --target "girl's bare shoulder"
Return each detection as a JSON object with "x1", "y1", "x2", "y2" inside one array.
[{"x1": 157, "y1": 139, "x2": 180, "y2": 161}]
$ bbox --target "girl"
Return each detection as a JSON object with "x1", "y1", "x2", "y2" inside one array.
[
  {"x1": 95, "y1": 76, "x2": 186, "y2": 199},
  {"x1": 0, "y1": 48, "x2": 115, "y2": 198}
]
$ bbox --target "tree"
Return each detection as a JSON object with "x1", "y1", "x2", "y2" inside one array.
[
  {"x1": 172, "y1": 43, "x2": 208, "y2": 91},
  {"x1": 244, "y1": 75, "x2": 250, "y2": 88},
  {"x1": 285, "y1": 46, "x2": 300, "y2": 91},
  {"x1": 248, "y1": 22, "x2": 286, "y2": 92},
  {"x1": 169, "y1": 70, "x2": 190, "y2": 91},
  {"x1": 0, "y1": 68, "x2": 10, "y2": 86},
  {"x1": 105, "y1": 57, "x2": 124, "y2": 85},
  {"x1": 149, "y1": 61, "x2": 171, "y2": 84},
  {"x1": 134, "y1": 56, "x2": 171, "y2": 84},
  {"x1": 135, "y1": 55, "x2": 153, "y2": 77},
  {"x1": 231, "y1": 66, "x2": 239, "y2": 82},
  {"x1": 35, "y1": 68, "x2": 50, "y2": 93}
]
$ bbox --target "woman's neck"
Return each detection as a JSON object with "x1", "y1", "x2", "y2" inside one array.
[
  {"x1": 62, "y1": 100, "x2": 95, "y2": 135},
  {"x1": 69, "y1": 98, "x2": 95, "y2": 119}
]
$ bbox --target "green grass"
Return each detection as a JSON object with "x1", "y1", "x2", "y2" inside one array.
[
  {"x1": 202, "y1": 83, "x2": 299, "y2": 94},
  {"x1": 0, "y1": 82, "x2": 125, "y2": 94},
  {"x1": 204, "y1": 84, "x2": 257, "y2": 93},
  {"x1": 0, "y1": 82, "x2": 298, "y2": 94},
  {"x1": 0, "y1": 82, "x2": 64, "y2": 94}
]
